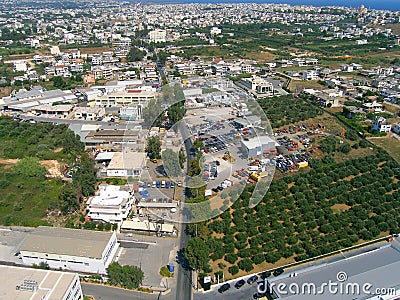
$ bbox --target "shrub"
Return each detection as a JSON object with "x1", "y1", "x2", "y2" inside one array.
[
  {"x1": 228, "y1": 265, "x2": 239, "y2": 275},
  {"x1": 238, "y1": 258, "x2": 254, "y2": 272}
]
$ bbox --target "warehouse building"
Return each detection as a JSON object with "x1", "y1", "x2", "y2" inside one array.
[
  {"x1": 106, "y1": 151, "x2": 146, "y2": 177},
  {"x1": 0, "y1": 265, "x2": 82, "y2": 300},
  {"x1": 241, "y1": 135, "x2": 276, "y2": 158},
  {"x1": 19, "y1": 226, "x2": 119, "y2": 274},
  {"x1": 266, "y1": 238, "x2": 400, "y2": 300}
]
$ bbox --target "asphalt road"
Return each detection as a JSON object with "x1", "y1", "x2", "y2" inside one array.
[
  {"x1": 194, "y1": 282, "x2": 260, "y2": 300},
  {"x1": 174, "y1": 223, "x2": 193, "y2": 300},
  {"x1": 82, "y1": 283, "x2": 158, "y2": 300},
  {"x1": 171, "y1": 120, "x2": 195, "y2": 300}
]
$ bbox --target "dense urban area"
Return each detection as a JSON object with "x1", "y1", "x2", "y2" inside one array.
[{"x1": 0, "y1": 0, "x2": 400, "y2": 300}]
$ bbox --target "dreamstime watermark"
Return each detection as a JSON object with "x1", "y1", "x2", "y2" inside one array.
[{"x1": 257, "y1": 271, "x2": 398, "y2": 297}]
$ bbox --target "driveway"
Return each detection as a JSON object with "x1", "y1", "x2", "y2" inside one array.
[{"x1": 117, "y1": 234, "x2": 177, "y2": 288}]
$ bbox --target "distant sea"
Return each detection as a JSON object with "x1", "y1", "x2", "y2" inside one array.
[{"x1": 119, "y1": 0, "x2": 400, "y2": 11}]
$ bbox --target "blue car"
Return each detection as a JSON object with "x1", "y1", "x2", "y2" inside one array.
[
  {"x1": 156, "y1": 181, "x2": 161, "y2": 188},
  {"x1": 171, "y1": 181, "x2": 175, "y2": 188},
  {"x1": 166, "y1": 181, "x2": 170, "y2": 188}
]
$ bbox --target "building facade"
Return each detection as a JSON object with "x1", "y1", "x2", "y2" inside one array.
[
  {"x1": 372, "y1": 116, "x2": 392, "y2": 132},
  {"x1": 19, "y1": 227, "x2": 119, "y2": 274},
  {"x1": 87, "y1": 184, "x2": 134, "y2": 223}
]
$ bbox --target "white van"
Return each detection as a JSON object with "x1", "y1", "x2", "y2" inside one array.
[
  {"x1": 161, "y1": 180, "x2": 166, "y2": 188},
  {"x1": 152, "y1": 181, "x2": 156, "y2": 188}
]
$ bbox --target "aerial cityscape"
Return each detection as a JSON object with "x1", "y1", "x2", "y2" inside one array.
[{"x1": 0, "y1": 0, "x2": 400, "y2": 299}]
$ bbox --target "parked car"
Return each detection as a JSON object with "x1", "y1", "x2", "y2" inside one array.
[
  {"x1": 171, "y1": 181, "x2": 175, "y2": 188},
  {"x1": 261, "y1": 271, "x2": 271, "y2": 279},
  {"x1": 273, "y1": 268, "x2": 284, "y2": 277},
  {"x1": 166, "y1": 181, "x2": 170, "y2": 188},
  {"x1": 234, "y1": 279, "x2": 245, "y2": 289},
  {"x1": 247, "y1": 275, "x2": 258, "y2": 285},
  {"x1": 253, "y1": 292, "x2": 266, "y2": 299},
  {"x1": 218, "y1": 283, "x2": 230, "y2": 293},
  {"x1": 177, "y1": 181, "x2": 182, "y2": 187}
]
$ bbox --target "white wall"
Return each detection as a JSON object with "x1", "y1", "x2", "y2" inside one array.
[
  {"x1": 61, "y1": 274, "x2": 83, "y2": 300},
  {"x1": 20, "y1": 233, "x2": 118, "y2": 274}
]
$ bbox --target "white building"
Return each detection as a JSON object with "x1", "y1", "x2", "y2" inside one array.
[
  {"x1": 210, "y1": 27, "x2": 222, "y2": 35},
  {"x1": 32, "y1": 104, "x2": 73, "y2": 117},
  {"x1": 363, "y1": 101, "x2": 384, "y2": 112},
  {"x1": 149, "y1": 29, "x2": 166, "y2": 43},
  {"x1": 50, "y1": 45, "x2": 61, "y2": 55},
  {"x1": 13, "y1": 61, "x2": 28, "y2": 72},
  {"x1": 74, "y1": 106, "x2": 105, "y2": 120},
  {"x1": 87, "y1": 184, "x2": 133, "y2": 224},
  {"x1": 241, "y1": 135, "x2": 276, "y2": 158},
  {"x1": 302, "y1": 70, "x2": 319, "y2": 80},
  {"x1": 19, "y1": 226, "x2": 119, "y2": 274},
  {"x1": 356, "y1": 39, "x2": 368, "y2": 45},
  {"x1": 119, "y1": 106, "x2": 142, "y2": 120},
  {"x1": 372, "y1": 116, "x2": 392, "y2": 132},
  {"x1": 340, "y1": 64, "x2": 354, "y2": 72},
  {"x1": 106, "y1": 152, "x2": 146, "y2": 177},
  {"x1": 0, "y1": 265, "x2": 83, "y2": 300},
  {"x1": 93, "y1": 87, "x2": 156, "y2": 107},
  {"x1": 239, "y1": 75, "x2": 274, "y2": 96}
]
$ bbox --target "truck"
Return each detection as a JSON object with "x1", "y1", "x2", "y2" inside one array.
[
  {"x1": 248, "y1": 165, "x2": 259, "y2": 172},
  {"x1": 298, "y1": 161, "x2": 309, "y2": 168},
  {"x1": 250, "y1": 172, "x2": 269, "y2": 182}
]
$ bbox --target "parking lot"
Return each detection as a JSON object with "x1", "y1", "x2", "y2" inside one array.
[
  {"x1": 272, "y1": 124, "x2": 325, "y2": 172},
  {"x1": 183, "y1": 108, "x2": 261, "y2": 194},
  {"x1": 117, "y1": 233, "x2": 177, "y2": 287}
]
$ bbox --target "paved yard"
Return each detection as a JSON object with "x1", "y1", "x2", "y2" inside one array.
[
  {"x1": 117, "y1": 234, "x2": 178, "y2": 288},
  {"x1": 0, "y1": 227, "x2": 30, "y2": 264}
]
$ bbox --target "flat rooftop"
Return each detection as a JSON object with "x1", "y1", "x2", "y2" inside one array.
[
  {"x1": 242, "y1": 135, "x2": 277, "y2": 149},
  {"x1": 19, "y1": 226, "x2": 113, "y2": 259},
  {"x1": 121, "y1": 220, "x2": 174, "y2": 233},
  {"x1": 269, "y1": 239, "x2": 400, "y2": 300},
  {"x1": 89, "y1": 184, "x2": 130, "y2": 206},
  {"x1": 0, "y1": 265, "x2": 78, "y2": 300},
  {"x1": 107, "y1": 152, "x2": 146, "y2": 170},
  {"x1": 95, "y1": 151, "x2": 115, "y2": 161}
]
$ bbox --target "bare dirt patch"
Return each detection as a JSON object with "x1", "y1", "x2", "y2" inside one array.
[
  {"x1": 368, "y1": 136, "x2": 400, "y2": 164},
  {"x1": 331, "y1": 203, "x2": 351, "y2": 213},
  {"x1": 245, "y1": 51, "x2": 276, "y2": 62},
  {"x1": 288, "y1": 80, "x2": 325, "y2": 93},
  {"x1": 41, "y1": 160, "x2": 63, "y2": 177},
  {"x1": 0, "y1": 86, "x2": 12, "y2": 98},
  {"x1": 0, "y1": 158, "x2": 63, "y2": 178}
]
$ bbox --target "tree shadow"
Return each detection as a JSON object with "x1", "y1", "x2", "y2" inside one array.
[
  {"x1": 156, "y1": 165, "x2": 167, "y2": 176},
  {"x1": 176, "y1": 248, "x2": 191, "y2": 271}
]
